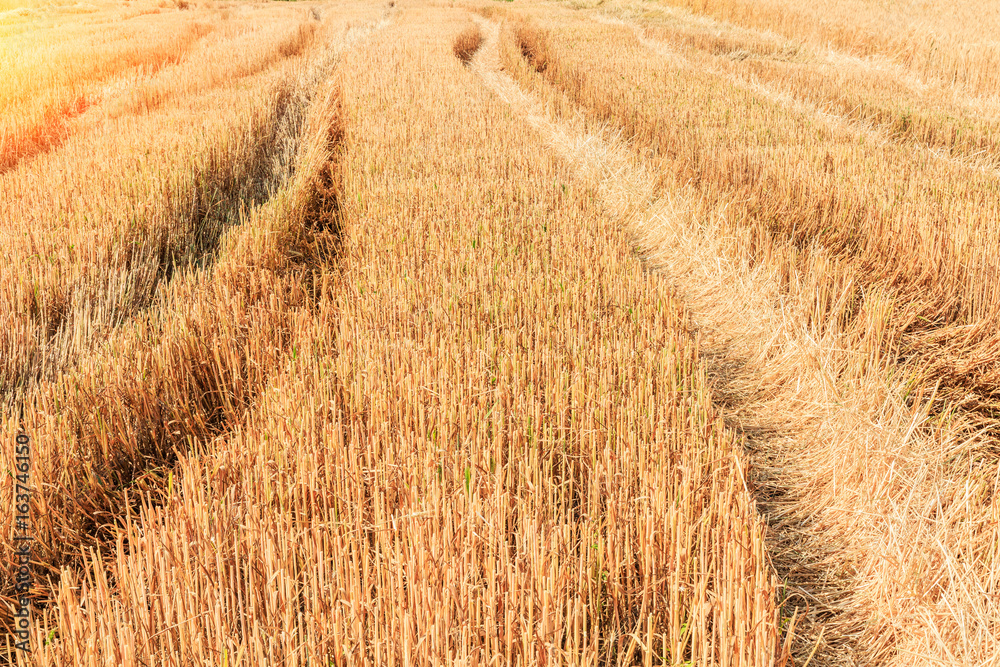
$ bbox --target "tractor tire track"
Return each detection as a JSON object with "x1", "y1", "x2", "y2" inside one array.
[
  {"x1": 1, "y1": 13, "x2": 391, "y2": 404},
  {"x1": 0, "y1": 16, "x2": 389, "y2": 653},
  {"x1": 597, "y1": 14, "x2": 1000, "y2": 181},
  {"x1": 469, "y1": 14, "x2": 991, "y2": 666}
]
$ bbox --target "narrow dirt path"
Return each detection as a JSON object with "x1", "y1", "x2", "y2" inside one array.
[{"x1": 471, "y1": 15, "x2": 997, "y2": 666}]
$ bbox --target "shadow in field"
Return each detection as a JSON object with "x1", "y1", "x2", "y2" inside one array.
[
  {"x1": 4, "y1": 65, "x2": 320, "y2": 402},
  {"x1": 0, "y1": 82, "x2": 351, "y2": 655},
  {"x1": 699, "y1": 341, "x2": 867, "y2": 667}
]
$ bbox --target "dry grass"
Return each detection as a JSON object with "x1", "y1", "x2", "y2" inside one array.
[
  {"x1": 4, "y1": 0, "x2": 1000, "y2": 664},
  {"x1": 495, "y1": 4, "x2": 1000, "y2": 665},
  {"x1": 611, "y1": 4, "x2": 1000, "y2": 173},
  {"x1": 0, "y1": 2, "x2": 327, "y2": 174},
  {"x1": 2, "y1": 2, "x2": 783, "y2": 664},
  {"x1": 0, "y1": 0, "x2": 388, "y2": 658},
  {"x1": 643, "y1": 0, "x2": 1000, "y2": 97},
  {"x1": 502, "y1": 11, "x2": 1000, "y2": 415},
  {"x1": 0, "y1": 4, "x2": 360, "y2": 400},
  {"x1": 514, "y1": 21, "x2": 550, "y2": 73},
  {"x1": 1, "y1": 5, "x2": 212, "y2": 172},
  {"x1": 452, "y1": 24, "x2": 482, "y2": 64}
]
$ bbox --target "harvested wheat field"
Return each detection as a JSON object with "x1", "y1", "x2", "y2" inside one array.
[{"x1": 2, "y1": 0, "x2": 1000, "y2": 664}]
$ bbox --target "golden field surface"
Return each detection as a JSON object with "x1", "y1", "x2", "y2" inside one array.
[{"x1": 2, "y1": 0, "x2": 1000, "y2": 664}]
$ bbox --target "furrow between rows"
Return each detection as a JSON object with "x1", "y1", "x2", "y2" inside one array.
[{"x1": 472, "y1": 10, "x2": 1000, "y2": 665}]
